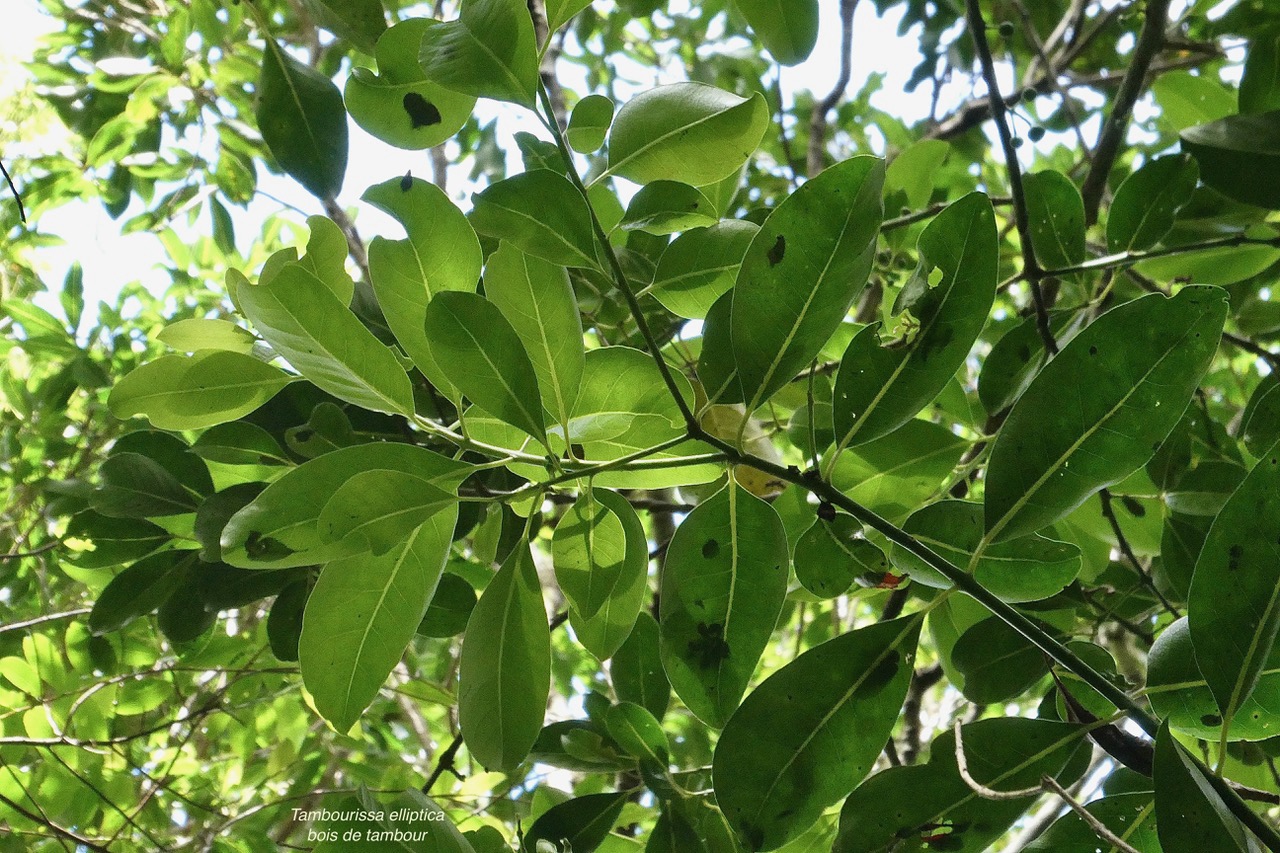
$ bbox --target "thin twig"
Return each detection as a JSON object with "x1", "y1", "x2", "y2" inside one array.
[
  {"x1": 0, "y1": 540, "x2": 60, "y2": 560},
  {"x1": 1039, "y1": 773, "x2": 1143, "y2": 853},
  {"x1": 953, "y1": 720, "x2": 1044, "y2": 799},
  {"x1": 1097, "y1": 489, "x2": 1180, "y2": 618},
  {"x1": 1, "y1": 157, "x2": 26, "y2": 224}
]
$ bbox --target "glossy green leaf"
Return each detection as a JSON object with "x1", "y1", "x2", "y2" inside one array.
[
  {"x1": 566, "y1": 93, "x2": 614, "y2": 153},
  {"x1": 1152, "y1": 71, "x2": 1235, "y2": 131},
  {"x1": 731, "y1": 156, "x2": 884, "y2": 410},
  {"x1": 1137, "y1": 239, "x2": 1280, "y2": 286},
  {"x1": 92, "y1": 452, "x2": 198, "y2": 518},
  {"x1": 605, "y1": 701, "x2": 669, "y2": 765},
  {"x1": 257, "y1": 39, "x2": 347, "y2": 199},
  {"x1": 155, "y1": 318, "x2": 257, "y2": 353},
  {"x1": 300, "y1": 509, "x2": 455, "y2": 732},
  {"x1": 553, "y1": 489, "x2": 630, "y2": 619},
  {"x1": 621, "y1": 180, "x2": 719, "y2": 235},
  {"x1": 977, "y1": 313, "x2": 1060, "y2": 415},
  {"x1": 267, "y1": 579, "x2": 307, "y2": 662},
  {"x1": 834, "y1": 719, "x2": 1086, "y2": 853},
  {"x1": 423, "y1": 290, "x2": 547, "y2": 443},
  {"x1": 300, "y1": 0, "x2": 385, "y2": 53},
  {"x1": 985, "y1": 286, "x2": 1228, "y2": 543},
  {"x1": 344, "y1": 19, "x2": 476, "y2": 150},
  {"x1": 293, "y1": 215, "x2": 356, "y2": 304},
  {"x1": 607, "y1": 83, "x2": 769, "y2": 186},
  {"x1": 831, "y1": 192, "x2": 995, "y2": 450},
  {"x1": 522, "y1": 791, "x2": 628, "y2": 853},
  {"x1": 951, "y1": 617, "x2": 1048, "y2": 703},
  {"x1": 109, "y1": 351, "x2": 294, "y2": 431},
  {"x1": 484, "y1": 243, "x2": 584, "y2": 432},
  {"x1": 611, "y1": 611, "x2": 670, "y2": 720},
  {"x1": 793, "y1": 514, "x2": 879, "y2": 598},
  {"x1": 1242, "y1": 33, "x2": 1280, "y2": 115},
  {"x1": 221, "y1": 443, "x2": 470, "y2": 568},
  {"x1": 650, "y1": 220, "x2": 757, "y2": 320},
  {"x1": 318, "y1": 469, "x2": 457, "y2": 555},
  {"x1": 827, "y1": 420, "x2": 968, "y2": 524},
  {"x1": 194, "y1": 483, "x2": 266, "y2": 563},
  {"x1": 714, "y1": 616, "x2": 921, "y2": 851},
  {"x1": 418, "y1": 571, "x2": 477, "y2": 638},
  {"x1": 1182, "y1": 111, "x2": 1280, "y2": 209},
  {"x1": 572, "y1": 345, "x2": 692, "y2": 436},
  {"x1": 90, "y1": 551, "x2": 190, "y2": 634},
  {"x1": 1188, "y1": 443, "x2": 1280, "y2": 728},
  {"x1": 470, "y1": 170, "x2": 599, "y2": 268},
  {"x1": 1024, "y1": 170, "x2": 1085, "y2": 269},
  {"x1": 1106, "y1": 154, "x2": 1200, "y2": 252},
  {"x1": 732, "y1": 0, "x2": 818, "y2": 64},
  {"x1": 1154, "y1": 723, "x2": 1252, "y2": 853},
  {"x1": 459, "y1": 544, "x2": 551, "y2": 771},
  {"x1": 660, "y1": 483, "x2": 788, "y2": 727},
  {"x1": 1148, "y1": 617, "x2": 1280, "y2": 742},
  {"x1": 363, "y1": 174, "x2": 480, "y2": 402},
  {"x1": 544, "y1": 0, "x2": 593, "y2": 36},
  {"x1": 418, "y1": 0, "x2": 538, "y2": 106},
  {"x1": 568, "y1": 488, "x2": 650, "y2": 661},
  {"x1": 1025, "y1": 793, "x2": 1159, "y2": 852},
  {"x1": 238, "y1": 262, "x2": 414, "y2": 416},
  {"x1": 891, "y1": 501, "x2": 1081, "y2": 603},
  {"x1": 65, "y1": 511, "x2": 168, "y2": 569}
]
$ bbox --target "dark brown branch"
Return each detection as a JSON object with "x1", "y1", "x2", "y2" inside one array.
[
  {"x1": 0, "y1": 540, "x2": 59, "y2": 561},
  {"x1": 807, "y1": 0, "x2": 858, "y2": 177},
  {"x1": 901, "y1": 664, "x2": 943, "y2": 765},
  {"x1": 1079, "y1": 0, "x2": 1173, "y2": 225},
  {"x1": 1, "y1": 157, "x2": 26, "y2": 225},
  {"x1": 1098, "y1": 489, "x2": 1180, "y2": 618},
  {"x1": 0, "y1": 790, "x2": 111, "y2": 851}
]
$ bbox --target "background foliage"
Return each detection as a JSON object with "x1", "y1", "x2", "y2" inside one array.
[{"x1": 5, "y1": 0, "x2": 1280, "y2": 850}]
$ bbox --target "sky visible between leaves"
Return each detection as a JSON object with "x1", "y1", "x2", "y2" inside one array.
[{"x1": 1, "y1": 0, "x2": 1094, "y2": 337}]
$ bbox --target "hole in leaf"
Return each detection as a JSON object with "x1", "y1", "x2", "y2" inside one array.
[
  {"x1": 403, "y1": 92, "x2": 442, "y2": 128},
  {"x1": 1202, "y1": 713, "x2": 1223, "y2": 726},
  {"x1": 767, "y1": 234, "x2": 786, "y2": 266}
]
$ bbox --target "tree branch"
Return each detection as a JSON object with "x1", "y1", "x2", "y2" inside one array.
[{"x1": 807, "y1": 0, "x2": 858, "y2": 177}]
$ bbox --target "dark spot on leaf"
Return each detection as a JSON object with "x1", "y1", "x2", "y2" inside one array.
[
  {"x1": 400, "y1": 171, "x2": 413, "y2": 191},
  {"x1": 702, "y1": 539, "x2": 720, "y2": 559},
  {"x1": 817, "y1": 501, "x2": 836, "y2": 521},
  {"x1": 245, "y1": 532, "x2": 295, "y2": 560},
  {"x1": 1120, "y1": 496, "x2": 1145, "y2": 518},
  {"x1": 1089, "y1": 345, "x2": 1098, "y2": 356},
  {"x1": 403, "y1": 92, "x2": 442, "y2": 128},
  {"x1": 1202, "y1": 713, "x2": 1223, "y2": 726},
  {"x1": 1229, "y1": 544, "x2": 1244, "y2": 571},
  {"x1": 1016, "y1": 342, "x2": 1031, "y2": 362},
  {"x1": 767, "y1": 234, "x2": 786, "y2": 267},
  {"x1": 688, "y1": 622, "x2": 730, "y2": 668}
]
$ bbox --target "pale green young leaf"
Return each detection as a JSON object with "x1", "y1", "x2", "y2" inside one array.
[
  {"x1": 565, "y1": 93, "x2": 614, "y2": 153},
  {"x1": 567, "y1": 488, "x2": 649, "y2": 661},
  {"x1": 650, "y1": 220, "x2": 757, "y2": 320},
  {"x1": 155, "y1": 319, "x2": 257, "y2": 353},
  {"x1": 108, "y1": 351, "x2": 294, "y2": 431},
  {"x1": 319, "y1": 469, "x2": 457, "y2": 555}
]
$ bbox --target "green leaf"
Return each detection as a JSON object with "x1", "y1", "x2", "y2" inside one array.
[
  {"x1": 267, "y1": 579, "x2": 307, "y2": 662},
  {"x1": 1106, "y1": 154, "x2": 1200, "y2": 252},
  {"x1": 730, "y1": 156, "x2": 884, "y2": 410},
  {"x1": 1024, "y1": 170, "x2": 1085, "y2": 269},
  {"x1": 1137, "y1": 239, "x2": 1280, "y2": 286},
  {"x1": 1187, "y1": 444, "x2": 1280, "y2": 729},
  {"x1": 567, "y1": 488, "x2": 650, "y2": 661},
  {"x1": 418, "y1": 571, "x2": 477, "y2": 637},
  {"x1": 344, "y1": 19, "x2": 476, "y2": 149},
  {"x1": 650, "y1": 220, "x2": 757, "y2": 320},
  {"x1": 221, "y1": 443, "x2": 470, "y2": 568},
  {"x1": 90, "y1": 551, "x2": 190, "y2": 634},
  {"x1": 827, "y1": 420, "x2": 968, "y2": 524},
  {"x1": 300, "y1": 509, "x2": 456, "y2": 732},
  {"x1": 256, "y1": 39, "x2": 347, "y2": 199},
  {"x1": 459, "y1": 544, "x2": 551, "y2": 771},
  {"x1": 610, "y1": 611, "x2": 670, "y2": 720},
  {"x1": 484, "y1": 243, "x2": 584, "y2": 432},
  {"x1": 831, "y1": 192, "x2": 995, "y2": 451},
  {"x1": 155, "y1": 318, "x2": 257, "y2": 353},
  {"x1": 418, "y1": 0, "x2": 538, "y2": 107},
  {"x1": 890, "y1": 501, "x2": 1081, "y2": 603},
  {"x1": 984, "y1": 286, "x2": 1228, "y2": 543},
  {"x1": 607, "y1": 83, "x2": 769, "y2": 186},
  {"x1": 1182, "y1": 111, "x2": 1280, "y2": 209},
  {"x1": 620, "y1": 180, "x2": 719, "y2": 235},
  {"x1": 92, "y1": 452, "x2": 198, "y2": 518},
  {"x1": 194, "y1": 483, "x2": 267, "y2": 563},
  {"x1": 605, "y1": 701, "x2": 669, "y2": 765},
  {"x1": 1242, "y1": 33, "x2": 1280, "y2": 115},
  {"x1": 731, "y1": 0, "x2": 818, "y2": 64},
  {"x1": 834, "y1": 719, "x2": 1086, "y2": 853},
  {"x1": 237, "y1": 262, "x2": 415, "y2": 416},
  {"x1": 300, "y1": 0, "x2": 385, "y2": 54},
  {"x1": 885, "y1": 139, "x2": 949, "y2": 210},
  {"x1": 793, "y1": 514, "x2": 880, "y2": 598},
  {"x1": 319, "y1": 469, "x2": 457, "y2": 555},
  {"x1": 522, "y1": 791, "x2": 628, "y2": 853},
  {"x1": 1148, "y1": 616, "x2": 1280, "y2": 742},
  {"x1": 294, "y1": 215, "x2": 356, "y2": 305},
  {"x1": 714, "y1": 616, "x2": 921, "y2": 851},
  {"x1": 1154, "y1": 723, "x2": 1252, "y2": 853},
  {"x1": 1025, "y1": 793, "x2": 1159, "y2": 852},
  {"x1": 977, "y1": 313, "x2": 1053, "y2": 415},
  {"x1": 423, "y1": 290, "x2": 548, "y2": 444},
  {"x1": 553, "y1": 489, "x2": 630, "y2": 619},
  {"x1": 470, "y1": 169, "x2": 599, "y2": 268},
  {"x1": 544, "y1": 0, "x2": 593, "y2": 36},
  {"x1": 566, "y1": 93, "x2": 614, "y2": 153},
  {"x1": 951, "y1": 617, "x2": 1049, "y2": 703},
  {"x1": 660, "y1": 483, "x2": 788, "y2": 727},
  {"x1": 1241, "y1": 382, "x2": 1280, "y2": 458},
  {"x1": 363, "y1": 174, "x2": 481, "y2": 402},
  {"x1": 1152, "y1": 70, "x2": 1236, "y2": 131},
  {"x1": 108, "y1": 352, "x2": 294, "y2": 431}
]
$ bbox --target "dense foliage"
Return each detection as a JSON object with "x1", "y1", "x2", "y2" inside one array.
[{"x1": 6, "y1": 0, "x2": 1280, "y2": 849}]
